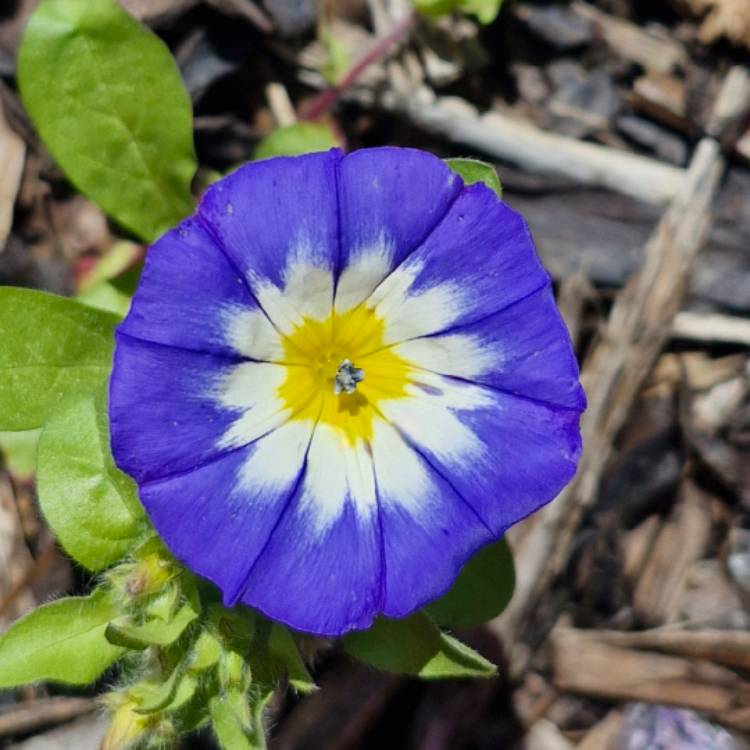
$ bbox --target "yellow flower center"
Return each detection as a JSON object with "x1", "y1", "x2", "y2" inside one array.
[{"x1": 277, "y1": 303, "x2": 414, "y2": 444}]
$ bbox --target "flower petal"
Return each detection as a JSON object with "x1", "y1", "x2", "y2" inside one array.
[
  {"x1": 119, "y1": 217, "x2": 281, "y2": 360},
  {"x1": 378, "y1": 372, "x2": 582, "y2": 535},
  {"x1": 109, "y1": 339, "x2": 291, "y2": 483},
  {"x1": 367, "y1": 184, "x2": 549, "y2": 342},
  {"x1": 238, "y1": 424, "x2": 383, "y2": 634},
  {"x1": 369, "y1": 419, "x2": 495, "y2": 619},
  {"x1": 335, "y1": 147, "x2": 462, "y2": 313},
  {"x1": 108, "y1": 148, "x2": 586, "y2": 637},
  {"x1": 198, "y1": 151, "x2": 342, "y2": 332},
  {"x1": 139, "y1": 420, "x2": 314, "y2": 604},
  {"x1": 392, "y1": 285, "x2": 586, "y2": 410}
]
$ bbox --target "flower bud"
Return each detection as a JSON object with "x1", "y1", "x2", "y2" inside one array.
[{"x1": 101, "y1": 695, "x2": 152, "y2": 750}]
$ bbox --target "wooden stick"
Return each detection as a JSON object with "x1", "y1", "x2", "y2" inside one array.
[
  {"x1": 492, "y1": 66, "x2": 750, "y2": 676},
  {"x1": 581, "y1": 628, "x2": 750, "y2": 671},
  {"x1": 571, "y1": 1, "x2": 688, "y2": 74},
  {"x1": 297, "y1": 28, "x2": 696, "y2": 205},
  {"x1": 672, "y1": 311, "x2": 750, "y2": 348},
  {"x1": 388, "y1": 92, "x2": 686, "y2": 205},
  {"x1": 0, "y1": 98, "x2": 25, "y2": 253},
  {"x1": 0, "y1": 697, "x2": 96, "y2": 737},
  {"x1": 551, "y1": 629, "x2": 750, "y2": 732},
  {"x1": 265, "y1": 82, "x2": 297, "y2": 128}
]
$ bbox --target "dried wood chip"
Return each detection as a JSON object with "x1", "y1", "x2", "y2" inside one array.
[
  {"x1": 577, "y1": 710, "x2": 624, "y2": 750},
  {"x1": 524, "y1": 719, "x2": 576, "y2": 750},
  {"x1": 0, "y1": 99, "x2": 25, "y2": 253},
  {"x1": 634, "y1": 481, "x2": 713, "y2": 625},
  {"x1": 586, "y1": 628, "x2": 750, "y2": 672},
  {"x1": 551, "y1": 629, "x2": 750, "y2": 731},
  {"x1": 573, "y1": 1, "x2": 688, "y2": 74},
  {"x1": 117, "y1": 0, "x2": 200, "y2": 24},
  {"x1": 631, "y1": 72, "x2": 688, "y2": 131},
  {"x1": 621, "y1": 515, "x2": 661, "y2": 583},
  {"x1": 679, "y1": 0, "x2": 750, "y2": 49}
]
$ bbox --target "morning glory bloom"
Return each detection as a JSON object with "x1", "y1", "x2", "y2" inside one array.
[{"x1": 109, "y1": 147, "x2": 585, "y2": 636}]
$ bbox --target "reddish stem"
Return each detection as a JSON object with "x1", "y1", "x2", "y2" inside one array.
[{"x1": 301, "y1": 11, "x2": 418, "y2": 122}]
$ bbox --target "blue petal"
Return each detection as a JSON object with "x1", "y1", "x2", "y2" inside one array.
[
  {"x1": 241, "y1": 499, "x2": 383, "y2": 634},
  {"x1": 118, "y1": 217, "x2": 259, "y2": 359},
  {"x1": 381, "y1": 184, "x2": 550, "y2": 333},
  {"x1": 335, "y1": 148, "x2": 462, "y2": 309},
  {"x1": 395, "y1": 284, "x2": 586, "y2": 410},
  {"x1": 108, "y1": 148, "x2": 586, "y2": 637},
  {"x1": 379, "y1": 376, "x2": 582, "y2": 537},
  {"x1": 371, "y1": 422, "x2": 495, "y2": 619},
  {"x1": 197, "y1": 150, "x2": 342, "y2": 327},
  {"x1": 140, "y1": 421, "x2": 313, "y2": 605},
  {"x1": 110, "y1": 337, "x2": 242, "y2": 484}
]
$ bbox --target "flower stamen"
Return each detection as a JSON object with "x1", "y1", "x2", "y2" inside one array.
[{"x1": 333, "y1": 359, "x2": 365, "y2": 395}]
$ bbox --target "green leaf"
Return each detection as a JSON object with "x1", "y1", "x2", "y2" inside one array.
[
  {"x1": 132, "y1": 667, "x2": 182, "y2": 714},
  {"x1": 77, "y1": 242, "x2": 142, "y2": 316},
  {"x1": 0, "y1": 288, "x2": 119, "y2": 430},
  {"x1": 18, "y1": 0, "x2": 196, "y2": 242},
  {"x1": 131, "y1": 668, "x2": 198, "y2": 716},
  {"x1": 0, "y1": 428, "x2": 41, "y2": 480},
  {"x1": 426, "y1": 538, "x2": 515, "y2": 629},
  {"x1": 78, "y1": 241, "x2": 142, "y2": 293},
  {"x1": 167, "y1": 673, "x2": 199, "y2": 713},
  {"x1": 445, "y1": 157, "x2": 502, "y2": 197},
  {"x1": 320, "y1": 25, "x2": 350, "y2": 84},
  {"x1": 414, "y1": 0, "x2": 503, "y2": 23},
  {"x1": 0, "y1": 588, "x2": 124, "y2": 687},
  {"x1": 77, "y1": 280, "x2": 132, "y2": 317},
  {"x1": 248, "y1": 617, "x2": 315, "y2": 694},
  {"x1": 344, "y1": 612, "x2": 496, "y2": 679},
  {"x1": 189, "y1": 630, "x2": 222, "y2": 673},
  {"x1": 413, "y1": 0, "x2": 455, "y2": 18},
  {"x1": 210, "y1": 688, "x2": 268, "y2": 750},
  {"x1": 106, "y1": 601, "x2": 199, "y2": 649},
  {"x1": 458, "y1": 0, "x2": 503, "y2": 24},
  {"x1": 267, "y1": 623, "x2": 316, "y2": 693},
  {"x1": 253, "y1": 123, "x2": 338, "y2": 160},
  {"x1": 37, "y1": 387, "x2": 146, "y2": 571}
]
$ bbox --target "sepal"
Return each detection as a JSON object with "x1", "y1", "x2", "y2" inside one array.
[{"x1": 343, "y1": 611, "x2": 497, "y2": 679}]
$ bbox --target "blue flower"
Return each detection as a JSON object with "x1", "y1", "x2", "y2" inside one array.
[{"x1": 109, "y1": 147, "x2": 585, "y2": 636}]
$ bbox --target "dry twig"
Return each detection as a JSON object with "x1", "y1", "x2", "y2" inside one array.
[
  {"x1": 551, "y1": 628, "x2": 750, "y2": 731},
  {"x1": 492, "y1": 66, "x2": 750, "y2": 675},
  {"x1": 0, "y1": 697, "x2": 96, "y2": 738}
]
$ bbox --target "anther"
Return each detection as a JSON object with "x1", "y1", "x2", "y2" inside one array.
[{"x1": 334, "y1": 359, "x2": 365, "y2": 395}]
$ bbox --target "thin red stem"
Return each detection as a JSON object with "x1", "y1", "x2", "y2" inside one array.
[{"x1": 301, "y1": 11, "x2": 418, "y2": 121}]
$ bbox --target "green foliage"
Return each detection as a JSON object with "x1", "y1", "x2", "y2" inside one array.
[
  {"x1": 320, "y1": 25, "x2": 350, "y2": 84},
  {"x1": 414, "y1": 0, "x2": 504, "y2": 24},
  {"x1": 0, "y1": 428, "x2": 41, "y2": 480},
  {"x1": 106, "y1": 600, "x2": 200, "y2": 650},
  {"x1": 18, "y1": 0, "x2": 196, "y2": 242},
  {"x1": 77, "y1": 281, "x2": 133, "y2": 317},
  {"x1": 247, "y1": 617, "x2": 316, "y2": 695},
  {"x1": 0, "y1": 588, "x2": 124, "y2": 687},
  {"x1": 426, "y1": 538, "x2": 515, "y2": 629},
  {"x1": 78, "y1": 241, "x2": 142, "y2": 317},
  {"x1": 37, "y1": 388, "x2": 146, "y2": 571},
  {"x1": 253, "y1": 123, "x2": 338, "y2": 160},
  {"x1": 78, "y1": 242, "x2": 142, "y2": 293},
  {"x1": 344, "y1": 612, "x2": 496, "y2": 679},
  {"x1": 131, "y1": 667, "x2": 198, "y2": 715},
  {"x1": 265, "y1": 623, "x2": 317, "y2": 694},
  {"x1": 0, "y1": 288, "x2": 119, "y2": 431},
  {"x1": 209, "y1": 690, "x2": 267, "y2": 750},
  {"x1": 446, "y1": 157, "x2": 503, "y2": 197}
]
